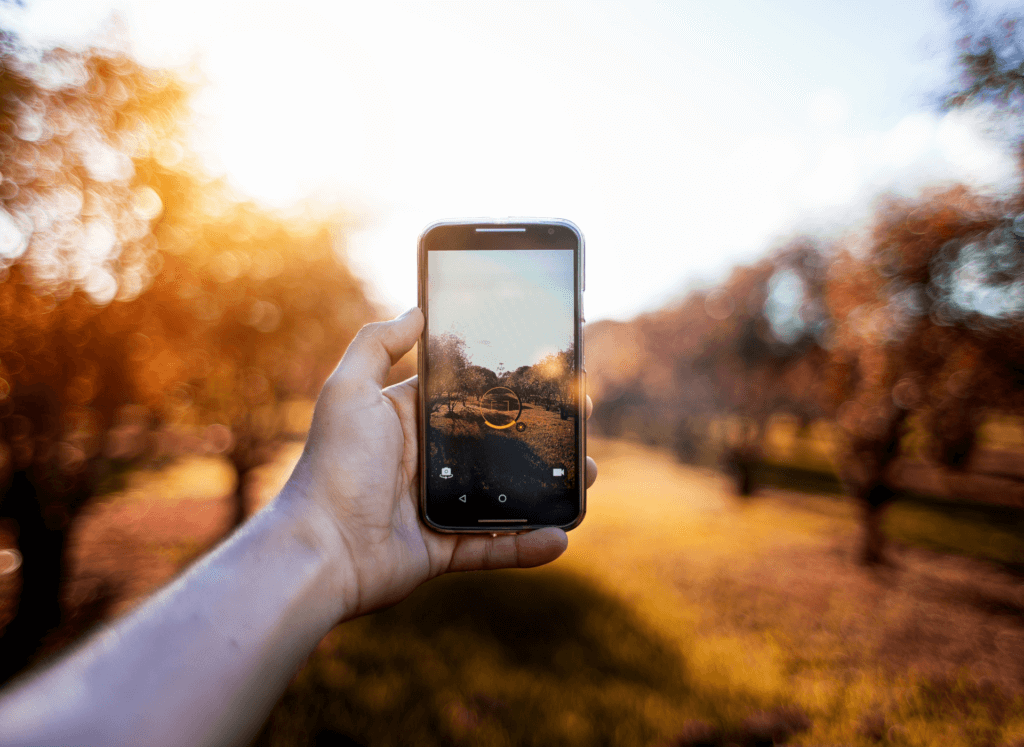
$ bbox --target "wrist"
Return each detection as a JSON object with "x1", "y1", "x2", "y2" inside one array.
[{"x1": 273, "y1": 470, "x2": 362, "y2": 624}]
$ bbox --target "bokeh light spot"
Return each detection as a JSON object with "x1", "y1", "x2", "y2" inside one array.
[
  {"x1": 0, "y1": 209, "x2": 28, "y2": 261},
  {"x1": 132, "y1": 186, "x2": 163, "y2": 221},
  {"x1": 84, "y1": 268, "x2": 118, "y2": 306},
  {"x1": 704, "y1": 289, "x2": 735, "y2": 320}
]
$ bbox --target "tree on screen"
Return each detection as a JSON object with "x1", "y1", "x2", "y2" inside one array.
[
  {"x1": 530, "y1": 345, "x2": 576, "y2": 414},
  {"x1": 504, "y1": 365, "x2": 538, "y2": 404},
  {"x1": 464, "y1": 365, "x2": 498, "y2": 401},
  {"x1": 427, "y1": 331, "x2": 469, "y2": 414}
]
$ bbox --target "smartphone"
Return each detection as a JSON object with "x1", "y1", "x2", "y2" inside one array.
[{"x1": 418, "y1": 219, "x2": 586, "y2": 533}]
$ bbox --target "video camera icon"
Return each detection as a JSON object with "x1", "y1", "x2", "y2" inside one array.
[{"x1": 440, "y1": 467, "x2": 453, "y2": 479}]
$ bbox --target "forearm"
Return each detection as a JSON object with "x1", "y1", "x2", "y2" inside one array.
[{"x1": 0, "y1": 493, "x2": 353, "y2": 747}]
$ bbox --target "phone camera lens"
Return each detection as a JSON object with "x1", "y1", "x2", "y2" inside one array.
[{"x1": 547, "y1": 228, "x2": 554, "y2": 235}]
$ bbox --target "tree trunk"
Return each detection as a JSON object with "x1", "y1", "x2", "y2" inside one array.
[
  {"x1": 0, "y1": 471, "x2": 68, "y2": 682},
  {"x1": 736, "y1": 458, "x2": 754, "y2": 497},
  {"x1": 859, "y1": 484, "x2": 894, "y2": 566},
  {"x1": 724, "y1": 418, "x2": 764, "y2": 497},
  {"x1": 850, "y1": 408, "x2": 907, "y2": 566},
  {"x1": 225, "y1": 432, "x2": 274, "y2": 535},
  {"x1": 723, "y1": 446, "x2": 756, "y2": 496},
  {"x1": 225, "y1": 449, "x2": 251, "y2": 535},
  {"x1": 229, "y1": 470, "x2": 248, "y2": 530}
]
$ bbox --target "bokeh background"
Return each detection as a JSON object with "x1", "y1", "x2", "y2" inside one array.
[{"x1": 1, "y1": 1, "x2": 1023, "y2": 745}]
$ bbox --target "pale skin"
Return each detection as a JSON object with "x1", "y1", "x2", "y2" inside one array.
[{"x1": 0, "y1": 307, "x2": 597, "y2": 747}]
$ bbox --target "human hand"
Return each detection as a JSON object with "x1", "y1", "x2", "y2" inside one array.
[{"x1": 280, "y1": 307, "x2": 597, "y2": 619}]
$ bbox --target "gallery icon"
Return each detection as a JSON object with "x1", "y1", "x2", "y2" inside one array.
[
  {"x1": 552, "y1": 468, "x2": 565, "y2": 477},
  {"x1": 440, "y1": 467, "x2": 453, "y2": 479}
]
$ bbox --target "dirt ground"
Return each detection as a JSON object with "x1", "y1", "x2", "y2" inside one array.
[{"x1": 430, "y1": 401, "x2": 576, "y2": 481}]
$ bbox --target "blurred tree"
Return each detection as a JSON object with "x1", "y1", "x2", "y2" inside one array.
[
  {"x1": 825, "y1": 185, "x2": 1024, "y2": 563},
  {"x1": 806, "y1": 0, "x2": 1024, "y2": 563},
  {"x1": 586, "y1": 238, "x2": 834, "y2": 482},
  {"x1": 142, "y1": 191, "x2": 374, "y2": 530},
  {"x1": 942, "y1": 1, "x2": 1024, "y2": 146},
  {"x1": 0, "y1": 31, "x2": 378, "y2": 679},
  {"x1": 0, "y1": 34, "x2": 192, "y2": 678},
  {"x1": 835, "y1": 185, "x2": 1019, "y2": 557},
  {"x1": 688, "y1": 240, "x2": 834, "y2": 493},
  {"x1": 938, "y1": 0, "x2": 1024, "y2": 475}
]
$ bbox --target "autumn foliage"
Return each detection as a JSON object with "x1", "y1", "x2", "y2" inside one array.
[{"x1": 0, "y1": 34, "x2": 377, "y2": 679}]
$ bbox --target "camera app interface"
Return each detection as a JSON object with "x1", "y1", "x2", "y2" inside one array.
[{"x1": 426, "y1": 248, "x2": 578, "y2": 525}]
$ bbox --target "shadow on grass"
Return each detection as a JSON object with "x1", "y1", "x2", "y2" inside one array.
[
  {"x1": 747, "y1": 462, "x2": 1024, "y2": 574},
  {"x1": 749, "y1": 461, "x2": 845, "y2": 496},
  {"x1": 256, "y1": 568, "x2": 786, "y2": 747},
  {"x1": 370, "y1": 568, "x2": 684, "y2": 689},
  {"x1": 886, "y1": 496, "x2": 1024, "y2": 576}
]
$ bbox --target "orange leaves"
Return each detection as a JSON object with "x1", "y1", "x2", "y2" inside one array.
[
  {"x1": 867, "y1": 187, "x2": 999, "y2": 287},
  {"x1": 0, "y1": 33, "x2": 380, "y2": 498}
]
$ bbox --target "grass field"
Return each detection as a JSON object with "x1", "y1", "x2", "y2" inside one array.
[
  {"x1": 253, "y1": 438, "x2": 1024, "y2": 746},
  {"x1": 4, "y1": 437, "x2": 1023, "y2": 746}
]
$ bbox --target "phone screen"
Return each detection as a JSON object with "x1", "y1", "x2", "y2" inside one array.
[{"x1": 420, "y1": 222, "x2": 584, "y2": 530}]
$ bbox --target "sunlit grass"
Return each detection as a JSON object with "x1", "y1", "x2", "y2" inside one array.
[
  {"x1": 109, "y1": 455, "x2": 237, "y2": 504},
  {"x1": 75, "y1": 435, "x2": 1024, "y2": 746},
  {"x1": 69, "y1": 434, "x2": 1024, "y2": 745},
  {"x1": 250, "y1": 437, "x2": 1024, "y2": 745}
]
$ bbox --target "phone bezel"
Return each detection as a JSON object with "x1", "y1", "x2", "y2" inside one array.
[{"x1": 417, "y1": 218, "x2": 586, "y2": 534}]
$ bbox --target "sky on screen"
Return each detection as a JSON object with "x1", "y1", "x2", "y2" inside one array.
[
  {"x1": 428, "y1": 250, "x2": 573, "y2": 373},
  {"x1": 1, "y1": 0, "x2": 1021, "y2": 321}
]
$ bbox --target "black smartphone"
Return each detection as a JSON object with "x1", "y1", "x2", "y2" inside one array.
[{"x1": 418, "y1": 219, "x2": 586, "y2": 533}]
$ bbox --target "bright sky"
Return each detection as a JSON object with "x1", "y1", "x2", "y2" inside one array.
[
  {"x1": 428, "y1": 249, "x2": 574, "y2": 372},
  {"x1": 1, "y1": 0, "x2": 1020, "y2": 321}
]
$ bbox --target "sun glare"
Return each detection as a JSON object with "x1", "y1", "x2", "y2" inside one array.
[{"x1": 1, "y1": 0, "x2": 1017, "y2": 320}]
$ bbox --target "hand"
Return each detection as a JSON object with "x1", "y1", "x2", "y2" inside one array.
[{"x1": 280, "y1": 307, "x2": 598, "y2": 619}]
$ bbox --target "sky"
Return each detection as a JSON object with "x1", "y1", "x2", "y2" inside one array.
[
  {"x1": 0, "y1": 0, "x2": 1020, "y2": 321},
  {"x1": 428, "y1": 249, "x2": 574, "y2": 373}
]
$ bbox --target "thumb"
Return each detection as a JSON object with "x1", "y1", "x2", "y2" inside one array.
[
  {"x1": 446, "y1": 528, "x2": 569, "y2": 572},
  {"x1": 335, "y1": 307, "x2": 423, "y2": 388}
]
